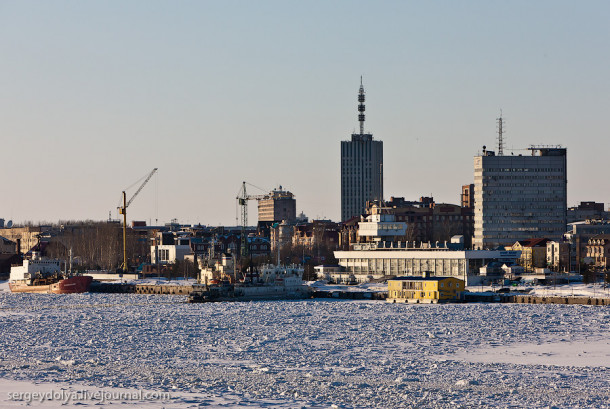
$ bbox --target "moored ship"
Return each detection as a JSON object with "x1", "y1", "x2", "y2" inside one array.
[
  {"x1": 190, "y1": 262, "x2": 309, "y2": 302},
  {"x1": 9, "y1": 252, "x2": 92, "y2": 294}
]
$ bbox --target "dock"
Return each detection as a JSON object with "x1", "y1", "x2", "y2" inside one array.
[
  {"x1": 90, "y1": 282, "x2": 194, "y2": 295},
  {"x1": 88, "y1": 282, "x2": 609, "y2": 306}
]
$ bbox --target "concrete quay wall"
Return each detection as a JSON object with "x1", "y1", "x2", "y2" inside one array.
[
  {"x1": 506, "y1": 295, "x2": 610, "y2": 306},
  {"x1": 90, "y1": 282, "x2": 194, "y2": 295}
]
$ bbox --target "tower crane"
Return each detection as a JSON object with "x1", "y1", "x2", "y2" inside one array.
[
  {"x1": 236, "y1": 181, "x2": 268, "y2": 258},
  {"x1": 118, "y1": 168, "x2": 158, "y2": 272}
]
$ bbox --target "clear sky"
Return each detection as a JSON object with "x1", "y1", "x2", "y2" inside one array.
[{"x1": 1, "y1": 1, "x2": 609, "y2": 226}]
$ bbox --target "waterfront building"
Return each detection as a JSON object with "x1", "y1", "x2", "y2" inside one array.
[
  {"x1": 341, "y1": 79, "x2": 383, "y2": 221},
  {"x1": 473, "y1": 145, "x2": 567, "y2": 249},
  {"x1": 387, "y1": 275, "x2": 464, "y2": 303},
  {"x1": 333, "y1": 241, "x2": 520, "y2": 285}
]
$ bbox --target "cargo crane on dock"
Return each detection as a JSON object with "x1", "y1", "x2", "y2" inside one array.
[
  {"x1": 118, "y1": 168, "x2": 158, "y2": 272},
  {"x1": 236, "y1": 181, "x2": 268, "y2": 258}
]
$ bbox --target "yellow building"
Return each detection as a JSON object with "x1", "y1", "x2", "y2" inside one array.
[{"x1": 387, "y1": 276, "x2": 464, "y2": 303}]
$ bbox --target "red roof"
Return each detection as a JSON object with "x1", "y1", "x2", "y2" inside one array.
[{"x1": 515, "y1": 238, "x2": 550, "y2": 248}]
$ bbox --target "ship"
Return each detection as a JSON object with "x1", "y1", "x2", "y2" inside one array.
[
  {"x1": 189, "y1": 263, "x2": 310, "y2": 302},
  {"x1": 9, "y1": 252, "x2": 92, "y2": 294}
]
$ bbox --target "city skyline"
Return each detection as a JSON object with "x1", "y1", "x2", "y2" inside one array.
[{"x1": 1, "y1": 1, "x2": 609, "y2": 225}]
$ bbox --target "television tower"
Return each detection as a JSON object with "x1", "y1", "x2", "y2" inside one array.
[
  {"x1": 496, "y1": 110, "x2": 505, "y2": 156},
  {"x1": 358, "y1": 76, "x2": 365, "y2": 135}
]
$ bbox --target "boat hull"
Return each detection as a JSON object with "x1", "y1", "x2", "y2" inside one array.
[{"x1": 9, "y1": 276, "x2": 93, "y2": 294}]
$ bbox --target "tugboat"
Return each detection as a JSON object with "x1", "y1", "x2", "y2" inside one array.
[{"x1": 9, "y1": 252, "x2": 92, "y2": 294}]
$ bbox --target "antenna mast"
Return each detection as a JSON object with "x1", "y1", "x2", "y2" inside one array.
[
  {"x1": 496, "y1": 111, "x2": 505, "y2": 156},
  {"x1": 358, "y1": 76, "x2": 365, "y2": 135}
]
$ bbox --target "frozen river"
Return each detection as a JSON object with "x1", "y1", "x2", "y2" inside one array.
[{"x1": 0, "y1": 292, "x2": 609, "y2": 408}]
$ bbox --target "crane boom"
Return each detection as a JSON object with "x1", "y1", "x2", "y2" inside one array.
[
  {"x1": 119, "y1": 168, "x2": 158, "y2": 272},
  {"x1": 127, "y1": 168, "x2": 158, "y2": 208}
]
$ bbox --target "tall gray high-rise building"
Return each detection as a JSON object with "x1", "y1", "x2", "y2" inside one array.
[
  {"x1": 473, "y1": 145, "x2": 567, "y2": 249},
  {"x1": 341, "y1": 79, "x2": 383, "y2": 222}
]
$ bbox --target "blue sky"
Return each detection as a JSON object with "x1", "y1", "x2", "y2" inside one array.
[{"x1": 1, "y1": 1, "x2": 609, "y2": 225}]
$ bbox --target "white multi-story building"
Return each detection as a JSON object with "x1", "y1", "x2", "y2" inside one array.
[
  {"x1": 333, "y1": 241, "x2": 521, "y2": 285},
  {"x1": 357, "y1": 212, "x2": 407, "y2": 240},
  {"x1": 341, "y1": 80, "x2": 383, "y2": 222},
  {"x1": 151, "y1": 242, "x2": 191, "y2": 264},
  {"x1": 473, "y1": 146, "x2": 567, "y2": 249}
]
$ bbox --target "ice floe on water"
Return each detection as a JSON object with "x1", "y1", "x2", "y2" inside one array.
[{"x1": 0, "y1": 292, "x2": 609, "y2": 408}]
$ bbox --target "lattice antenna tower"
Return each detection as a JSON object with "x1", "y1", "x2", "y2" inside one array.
[
  {"x1": 358, "y1": 76, "x2": 365, "y2": 135},
  {"x1": 496, "y1": 110, "x2": 506, "y2": 156}
]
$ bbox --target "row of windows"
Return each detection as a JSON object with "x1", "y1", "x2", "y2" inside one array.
[
  {"x1": 483, "y1": 175, "x2": 564, "y2": 180},
  {"x1": 483, "y1": 167, "x2": 564, "y2": 173},
  {"x1": 483, "y1": 183, "x2": 564, "y2": 187},
  {"x1": 482, "y1": 204, "x2": 564, "y2": 210},
  {"x1": 481, "y1": 219, "x2": 564, "y2": 224},
  {"x1": 482, "y1": 195, "x2": 564, "y2": 202}
]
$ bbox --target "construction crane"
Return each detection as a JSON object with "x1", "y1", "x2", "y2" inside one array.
[
  {"x1": 236, "y1": 181, "x2": 268, "y2": 258},
  {"x1": 118, "y1": 168, "x2": 158, "y2": 272}
]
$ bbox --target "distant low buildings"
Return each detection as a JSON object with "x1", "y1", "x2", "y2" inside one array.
[
  {"x1": 567, "y1": 202, "x2": 610, "y2": 224},
  {"x1": 291, "y1": 220, "x2": 339, "y2": 251},
  {"x1": 564, "y1": 220, "x2": 610, "y2": 270},
  {"x1": 0, "y1": 235, "x2": 16, "y2": 254},
  {"x1": 0, "y1": 235, "x2": 19, "y2": 277},
  {"x1": 340, "y1": 197, "x2": 474, "y2": 249},
  {"x1": 0, "y1": 226, "x2": 48, "y2": 255}
]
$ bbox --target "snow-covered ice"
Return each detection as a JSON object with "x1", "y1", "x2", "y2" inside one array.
[
  {"x1": 307, "y1": 280, "x2": 388, "y2": 293},
  {"x1": 0, "y1": 291, "x2": 609, "y2": 408}
]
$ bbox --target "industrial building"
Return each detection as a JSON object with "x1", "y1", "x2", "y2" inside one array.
[
  {"x1": 473, "y1": 145, "x2": 567, "y2": 249},
  {"x1": 341, "y1": 78, "x2": 383, "y2": 222}
]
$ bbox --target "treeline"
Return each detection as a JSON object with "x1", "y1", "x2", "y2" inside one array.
[{"x1": 45, "y1": 221, "x2": 148, "y2": 271}]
